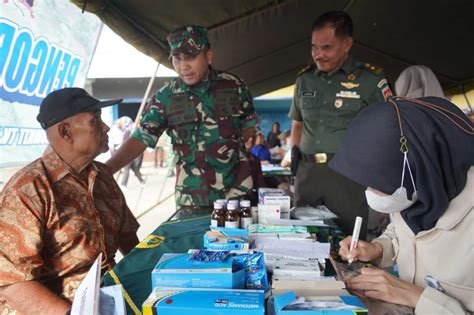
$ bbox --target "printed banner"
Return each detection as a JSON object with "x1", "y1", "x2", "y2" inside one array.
[{"x1": 0, "y1": 0, "x2": 102, "y2": 167}]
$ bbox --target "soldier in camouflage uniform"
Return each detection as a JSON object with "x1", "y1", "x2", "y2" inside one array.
[
  {"x1": 289, "y1": 11, "x2": 393, "y2": 239},
  {"x1": 107, "y1": 26, "x2": 258, "y2": 209}
]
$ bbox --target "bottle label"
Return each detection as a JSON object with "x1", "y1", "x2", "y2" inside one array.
[
  {"x1": 240, "y1": 217, "x2": 253, "y2": 229},
  {"x1": 211, "y1": 219, "x2": 218, "y2": 227},
  {"x1": 225, "y1": 221, "x2": 239, "y2": 229}
]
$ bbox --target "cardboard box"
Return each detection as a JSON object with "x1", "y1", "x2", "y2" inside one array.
[
  {"x1": 143, "y1": 287, "x2": 265, "y2": 315},
  {"x1": 272, "y1": 258, "x2": 322, "y2": 279},
  {"x1": 258, "y1": 204, "x2": 281, "y2": 224},
  {"x1": 151, "y1": 253, "x2": 245, "y2": 289},
  {"x1": 258, "y1": 188, "x2": 291, "y2": 218},
  {"x1": 271, "y1": 279, "x2": 348, "y2": 297},
  {"x1": 203, "y1": 227, "x2": 249, "y2": 252},
  {"x1": 268, "y1": 291, "x2": 368, "y2": 315}
]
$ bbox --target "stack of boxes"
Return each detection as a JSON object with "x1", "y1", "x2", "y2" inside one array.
[{"x1": 142, "y1": 195, "x2": 368, "y2": 314}]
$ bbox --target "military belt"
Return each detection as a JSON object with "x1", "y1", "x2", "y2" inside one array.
[{"x1": 300, "y1": 153, "x2": 335, "y2": 164}]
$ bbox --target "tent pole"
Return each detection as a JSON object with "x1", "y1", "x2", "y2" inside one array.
[{"x1": 134, "y1": 62, "x2": 161, "y2": 126}]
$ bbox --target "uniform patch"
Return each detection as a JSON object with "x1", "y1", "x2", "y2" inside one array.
[
  {"x1": 382, "y1": 85, "x2": 393, "y2": 100},
  {"x1": 336, "y1": 91, "x2": 360, "y2": 99},
  {"x1": 348, "y1": 74, "x2": 356, "y2": 80},
  {"x1": 377, "y1": 78, "x2": 388, "y2": 88},
  {"x1": 136, "y1": 235, "x2": 165, "y2": 249},
  {"x1": 335, "y1": 98, "x2": 343, "y2": 108},
  {"x1": 340, "y1": 82, "x2": 360, "y2": 89},
  {"x1": 302, "y1": 91, "x2": 316, "y2": 97}
]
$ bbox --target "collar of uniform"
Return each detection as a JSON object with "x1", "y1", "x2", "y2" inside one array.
[
  {"x1": 41, "y1": 146, "x2": 99, "y2": 184},
  {"x1": 314, "y1": 56, "x2": 355, "y2": 77}
]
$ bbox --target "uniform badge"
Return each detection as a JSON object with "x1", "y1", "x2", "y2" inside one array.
[
  {"x1": 341, "y1": 82, "x2": 360, "y2": 89},
  {"x1": 377, "y1": 79, "x2": 388, "y2": 88},
  {"x1": 348, "y1": 74, "x2": 356, "y2": 81},
  {"x1": 382, "y1": 85, "x2": 393, "y2": 100},
  {"x1": 335, "y1": 98, "x2": 343, "y2": 108},
  {"x1": 302, "y1": 91, "x2": 316, "y2": 97}
]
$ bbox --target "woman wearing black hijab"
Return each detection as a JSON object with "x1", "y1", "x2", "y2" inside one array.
[{"x1": 331, "y1": 96, "x2": 474, "y2": 313}]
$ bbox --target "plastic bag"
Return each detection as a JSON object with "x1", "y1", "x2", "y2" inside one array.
[{"x1": 291, "y1": 205, "x2": 338, "y2": 220}]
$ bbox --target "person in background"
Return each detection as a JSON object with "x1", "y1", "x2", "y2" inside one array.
[
  {"x1": 288, "y1": 10, "x2": 392, "y2": 238},
  {"x1": 333, "y1": 96, "x2": 473, "y2": 313},
  {"x1": 395, "y1": 65, "x2": 445, "y2": 98},
  {"x1": 267, "y1": 121, "x2": 281, "y2": 148},
  {"x1": 109, "y1": 118, "x2": 125, "y2": 156},
  {"x1": 0, "y1": 88, "x2": 139, "y2": 314},
  {"x1": 106, "y1": 25, "x2": 258, "y2": 209},
  {"x1": 118, "y1": 116, "x2": 145, "y2": 188},
  {"x1": 270, "y1": 130, "x2": 292, "y2": 165},
  {"x1": 250, "y1": 132, "x2": 272, "y2": 164},
  {"x1": 280, "y1": 131, "x2": 292, "y2": 168}
]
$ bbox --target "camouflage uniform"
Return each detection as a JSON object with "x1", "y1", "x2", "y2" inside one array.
[{"x1": 133, "y1": 26, "x2": 257, "y2": 208}]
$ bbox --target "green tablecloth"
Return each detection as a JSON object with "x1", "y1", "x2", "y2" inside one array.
[{"x1": 102, "y1": 214, "x2": 211, "y2": 315}]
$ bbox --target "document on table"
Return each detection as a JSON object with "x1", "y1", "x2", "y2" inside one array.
[{"x1": 252, "y1": 238, "x2": 330, "y2": 260}]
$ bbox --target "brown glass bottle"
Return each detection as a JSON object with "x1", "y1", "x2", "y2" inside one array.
[
  {"x1": 239, "y1": 200, "x2": 253, "y2": 229},
  {"x1": 225, "y1": 203, "x2": 240, "y2": 228},
  {"x1": 211, "y1": 201, "x2": 226, "y2": 227}
]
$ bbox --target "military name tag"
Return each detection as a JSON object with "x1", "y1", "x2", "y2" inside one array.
[{"x1": 302, "y1": 91, "x2": 316, "y2": 97}]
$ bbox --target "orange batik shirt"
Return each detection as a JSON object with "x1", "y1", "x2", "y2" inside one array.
[{"x1": 0, "y1": 149, "x2": 139, "y2": 313}]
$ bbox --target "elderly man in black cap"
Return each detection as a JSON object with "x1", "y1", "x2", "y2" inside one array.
[{"x1": 0, "y1": 88, "x2": 139, "y2": 314}]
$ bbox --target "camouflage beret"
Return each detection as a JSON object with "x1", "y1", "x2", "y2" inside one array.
[{"x1": 167, "y1": 25, "x2": 209, "y2": 56}]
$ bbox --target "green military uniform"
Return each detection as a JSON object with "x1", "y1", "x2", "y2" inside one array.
[
  {"x1": 133, "y1": 67, "x2": 258, "y2": 208},
  {"x1": 288, "y1": 56, "x2": 392, "y2": 238}
]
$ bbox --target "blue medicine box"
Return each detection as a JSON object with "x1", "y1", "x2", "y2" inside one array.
[
  {"x1": 269, "y1": 291, "x2": 368, "y2": 315},
  {"x1": 204, "y1": 227, "x2": 250, "y2": 251},
  {"x1": 143, "y1": 287, "x2": 265, "y2": 315},
  {"x1": 151, "y1": 253, "x2": 245, "y2": 289}
]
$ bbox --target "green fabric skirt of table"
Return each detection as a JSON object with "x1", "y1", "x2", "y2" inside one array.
[{"x1": 102, "y1": 214, "x2": 211, "y2": 315}]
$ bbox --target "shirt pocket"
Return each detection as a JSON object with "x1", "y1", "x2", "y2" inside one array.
[
  {"x1": 328, "y1": 98, "x2": 363, "y2": 129},
  {"x1": 214, "y1": 88, "x2": 242, "y2": 139},
  {"x1": 168, "y1": 94, "x2": 198, "y2": 145},
  {"x1": 437, "y1": 279, "x2": 474, "y2": 311}
]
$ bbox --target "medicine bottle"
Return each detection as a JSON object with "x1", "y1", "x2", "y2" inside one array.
[
  {"x1": 225, "y1": 202, "x2": 240, "y2": 228},
  {"x1": 211, "y1": 201, "x2": 226, "y2": 227},
  {"x1": 239, "y1": 200, "x2": 253, "y2": 229}
]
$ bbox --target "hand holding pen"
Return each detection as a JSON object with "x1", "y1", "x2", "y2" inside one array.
[
  {"x1": 348, "y1": 216, "x2": 362, "y2": 265},
  {"x1": 338, "y1": 217, "x2": 384, "y2": 263}
]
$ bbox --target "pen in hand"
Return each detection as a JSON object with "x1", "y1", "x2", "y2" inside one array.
[{"x1": 348, "y1": 216, "x2": 363, "y2": 265}]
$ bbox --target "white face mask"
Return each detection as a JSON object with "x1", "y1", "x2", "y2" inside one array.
[{"x1": 365, "y1": 152, "x2": 418, "y2": 213}]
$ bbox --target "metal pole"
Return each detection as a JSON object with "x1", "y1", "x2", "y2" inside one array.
[{"x1": 134, "y1": 62, "x2": 161, "y2": 126}]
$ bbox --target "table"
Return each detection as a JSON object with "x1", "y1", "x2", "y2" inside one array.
[{"x1": 102, "y1": 212, "x2": 410, "y2": 315}]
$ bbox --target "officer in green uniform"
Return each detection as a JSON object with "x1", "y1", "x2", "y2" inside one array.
[
  {"x1": 107, "y1": 26, "x2": 258, "y2": 210},
  {"x1": 289, "y1": 11, "x2": 392, "y2": 238}
]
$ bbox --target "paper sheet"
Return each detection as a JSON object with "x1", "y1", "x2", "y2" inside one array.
[{"x1": 252, "y1": 238, "x2": 330, "y2": 260}]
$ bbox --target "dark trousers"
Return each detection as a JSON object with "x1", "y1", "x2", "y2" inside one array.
[
  {"x1": 121, "y1": 155, "x2": 144, "y2": 186},
  {"x1": 294, "y1": 159, "x2": 369, "y2": 240}
]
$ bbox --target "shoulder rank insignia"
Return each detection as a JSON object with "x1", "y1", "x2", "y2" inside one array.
[
  {"x1": 361, "y1": 62, "x2": 384, "y2": 75},
  {"x1": 341, "y1": 82, "x2": 360, "y2": 89},
  {"x1": 297, "y1": 64, "x2": 315, "y2": 76}
]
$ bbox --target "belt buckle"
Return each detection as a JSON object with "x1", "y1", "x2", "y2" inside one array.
[{"x1": 314, "y1": 153, "x2": 327, "y2": 164}]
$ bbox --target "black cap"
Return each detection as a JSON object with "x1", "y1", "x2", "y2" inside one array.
[{"x1": 37, "y1": 88, "x2": 122, "y2": 129}]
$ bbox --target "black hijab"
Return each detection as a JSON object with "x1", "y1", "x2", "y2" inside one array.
[{"x1": 329, "y1": 97, "x2": 474, "y2": 234}]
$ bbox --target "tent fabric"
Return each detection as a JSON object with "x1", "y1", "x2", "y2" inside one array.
[{"x1": 72, "y1": 0, "x2": 474, "y2": 96}]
